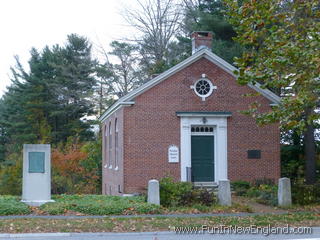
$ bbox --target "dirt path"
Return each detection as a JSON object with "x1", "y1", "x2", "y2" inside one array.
[{"x1": 232, "y1": 195, "x2": 288, "y2": 213}]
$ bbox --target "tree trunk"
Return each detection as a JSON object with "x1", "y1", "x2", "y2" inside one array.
[{"x1": 304, "y1": 122, "x2": 317, "y2": 184}]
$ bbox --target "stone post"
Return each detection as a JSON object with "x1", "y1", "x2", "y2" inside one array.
[
  {"x1": 147, "y1": 179, "x2": 160, "y2": 205},
  {"x1": 278, "y1": 177, "x2": 292, "y2": 207},
  {"x1": 218, "y1": 179, "x2": 232, "y2": 206},
  {"x1": 21, "y1": 144, "x2": 54, "y2": 206}
]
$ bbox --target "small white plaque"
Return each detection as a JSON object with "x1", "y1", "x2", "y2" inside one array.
[{"x1": 168, "y1": 145, "x2": 179, "y2": 163}]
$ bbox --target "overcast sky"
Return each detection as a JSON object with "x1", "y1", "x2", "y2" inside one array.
[{"x1": 0, "y1": 0, "x2": 133, "y2": 97}]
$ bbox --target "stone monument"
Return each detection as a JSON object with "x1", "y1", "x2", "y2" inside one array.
[{"x1": 21, "y1": 144, "x2": 54, "y2": 206}]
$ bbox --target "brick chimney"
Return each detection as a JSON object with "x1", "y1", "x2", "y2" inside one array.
[{"x1": 191, "y1": 31, "x2": 213, "y2": 54}]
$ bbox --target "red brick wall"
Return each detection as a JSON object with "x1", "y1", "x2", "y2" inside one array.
[
  {"x1": 122, "y1": 58, "x2": 280, "y2": 193},
  {"x1": 102, "y1": 108, "x2": 124, "y2": 195}
]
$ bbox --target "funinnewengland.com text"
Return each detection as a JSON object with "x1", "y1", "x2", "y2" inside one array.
[{"x1": 171, "y1": 225, "x2": 312, "y2": 236}]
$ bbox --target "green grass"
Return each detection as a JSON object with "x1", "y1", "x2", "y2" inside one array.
[
  {"x1": 0, "y1": 196, "x2": 31, "y2": 215},
  {"x1": 166, "y1": 203, "x2": 253, "y2": 213},
  {"x1": 0, "y1": 213, "x2": 318, "y2": 233},
  {"x1": 40, "y1": 194, "x2": 161, "y2": 215},
  {"x1": 0, "y1": 194, "x2": 254, "y2": 216}
]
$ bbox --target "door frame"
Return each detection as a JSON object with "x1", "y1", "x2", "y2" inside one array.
[{"x1": 178, "y1": 112, "x2": 230, "y2": 183}]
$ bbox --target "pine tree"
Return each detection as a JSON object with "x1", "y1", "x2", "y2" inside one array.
[
  {"x1": 0, "y1": 34, "x2": 97, "y2": 146},
  {"x1": 180, "y1": 0, "x2": 243, "y2": 64}
]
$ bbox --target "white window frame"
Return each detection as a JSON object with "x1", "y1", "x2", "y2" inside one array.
[
  {"x1": 114, "y1": 118, "x2": 119, "y2": 170},
  {"x1": 190, "y1": 77, "x2": 217, "y2": 101},
  {"x1": 108, "y1": 122, "x2": 112, "y2": 169},
  {"x1": 104, "y1": 125, "x2": 108, "y2": 168}
]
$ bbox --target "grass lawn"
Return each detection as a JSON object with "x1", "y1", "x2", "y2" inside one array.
[
  {"x1": 0, "y1": 196, "x2": 31, "y2": 215},
  {"x1": 0, "y1": 195, "x2": 252, "y2": 216},
  {"x1": 40, "y1": 195, "x2": 161, "y2": 215},
  {"x1": 0, "y1": 213, "x2": 319, "y2": 233}
]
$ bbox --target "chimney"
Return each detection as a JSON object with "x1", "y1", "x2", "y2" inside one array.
[{"x1": 191, "y1": 31, "x2": 213, "y2": 54}]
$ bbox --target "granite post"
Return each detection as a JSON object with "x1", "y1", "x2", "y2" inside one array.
[
  {"x1": 218, "y1": 179, "x2": 232, "y2": 206},
  {"x1": 278, "y1": 177, "x2": 292, "y2": 207},
  {"x1": 147, "y1": 179, "x2": 160, "y2": 205}
]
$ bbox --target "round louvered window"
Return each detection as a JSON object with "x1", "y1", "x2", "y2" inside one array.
[
  {"x1": 192, "y1": 78, "x2": 216, "y2": 101},
  {"x1": 195, "y1": 79, "x2": 211, "y2": 96}
]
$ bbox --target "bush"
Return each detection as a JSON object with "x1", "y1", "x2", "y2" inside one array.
[
  {"x1": 253, "y1": 178, "x2": 275, "y2": 187},
  {"x1": 0, "y1": 196, "x2": 31, "y2": 215},
  {"x1": 159, "y1": 177, "x2": 216, "y2": 207},
  {"x1": 247, "y1": 184, "x2": 278, "y2": 206},
  {"x1": 232, "y1": 180, "x2": 251, "y2": 196},
  {"x1": 292, "y1": 182, "x2": 320, "y2": 205},
  {"x1": 281, "y1": 144, "x2": 305, "y2": 182},
  {"x1": 0, "y1": 152, "x2": 23, "y2": 195},
  {"x1": 51, "y1": 138, "x2": 101, "y2": 194},
  {"x1": 179, "y1": 188, "x2": 216, "y2": 206},
  {"x1": 159, "y1": 177, "x2": 193, "y2": 207}
]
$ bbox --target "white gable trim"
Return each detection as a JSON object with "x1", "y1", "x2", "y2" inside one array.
[{"x1": 99, "y1": 49, "x2": 280, "y2": 122}]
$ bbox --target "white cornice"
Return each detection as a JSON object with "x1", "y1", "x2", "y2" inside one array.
[
  {"x1": 176, "y1": 112, "x2": 232, "y2": 118},
  {"x1": 98, "y1": 101, "x2": 135, "y2": 121}
]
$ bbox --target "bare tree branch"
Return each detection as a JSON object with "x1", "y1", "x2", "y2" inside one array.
[{"x1": 122, "y1": 0, "x2": 182, "y2": 65}]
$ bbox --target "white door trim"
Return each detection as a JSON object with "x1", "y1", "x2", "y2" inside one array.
[{"x1": 180, "y1": 116, "x2": 228, "y2": 183}]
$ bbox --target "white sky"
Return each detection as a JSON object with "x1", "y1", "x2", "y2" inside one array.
[{"x1": 0, "y1": 0, "x2": 133, "y2": 97}]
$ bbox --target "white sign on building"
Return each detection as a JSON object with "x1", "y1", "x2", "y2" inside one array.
[{"x1": 168, "y1": 145, "x2": 179, "y2": 163}]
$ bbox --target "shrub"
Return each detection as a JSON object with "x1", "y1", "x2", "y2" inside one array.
[
  {"x1": 232, "y1": 180, "x2": 250, "y2": 196},
  {"x1": 159, "y1": 177, "x2": 193, "y2": 207},
  {"x1": 247, "y1": 184, "x2": 278, "y2": 206},
  {"x1": 179, "y1": 188, "x2": 215, "y2": 206},
  {"x1": 51, "y1": 138, "x2": 101, "y2": 194},
  {"x1": 159, "y1": 177, "x2": 216, "y2": 207},
  {"x1": 0, "y1": 152, "x2": 23, "y2": 195},
  {"x1": 253, "y1": 178, "x2": 275, "y2": 187},
  {"x1": 198, "y1": 189, "x2": 216, "y2": 206},
  {"x1": 281, "y1": 144, "x2": 305, "y2": 182},
  {"x1": 292, "y1": 182, "x2": 320, "y2": 205}
]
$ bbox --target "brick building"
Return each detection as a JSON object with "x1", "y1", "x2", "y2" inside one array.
[{"x1": 99, "y1": 32, "x2": 281, "y2": 195}]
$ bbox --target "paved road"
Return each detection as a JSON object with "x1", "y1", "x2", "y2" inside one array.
[{"x1": 2, "y1": 228, "x2": 320, "y2": 240}]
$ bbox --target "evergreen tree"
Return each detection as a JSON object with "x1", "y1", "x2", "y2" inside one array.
[
  {"x1": 0, "y1": 99, "x2": 8, "y2": 162},
  {"x1": 0, "y1": 34, "x2": 97, "y2": 146},
  {"x1": 46, "y1": 34, "x2": 97, "y2": 142},
  {"x1": 179, "y1": 0, "x2": 243, "y2": 64}
]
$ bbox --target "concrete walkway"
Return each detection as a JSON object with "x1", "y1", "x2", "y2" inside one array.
[{"x1": 0, "y1": 211, "x2": 295, "y2": 220}]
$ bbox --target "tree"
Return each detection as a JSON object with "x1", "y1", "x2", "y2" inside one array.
[
  {"x1": 0, "y1": 34, "x2": 97, "y2": 145},
  {"x1": 47, "y1": 34, "x2": 97, "y2": 142},
  {"x1": 107, "y1": 41, "x2": 142, "y2": 97},
  {"x1": 180, "y1": 0, "x2": 243, "y2": 64},
  {"x1": 93, "y1": 65, "x2": 114, "y2": 116},
  {"x1": 0, "y1": 34, "x2": 100, "y2": 195},
  {"x1": 0, "y1": 99, "x2": 8, "y2": 162},
  {"x1": 122, "y1": 0, "x2": 182, "y2": 75},
  {"x1": 93, "y1": 41, "x2": 143, "y2": 115},
  {"x1": 225, "y1": 0, "x2": 320, "y2": 183}
]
